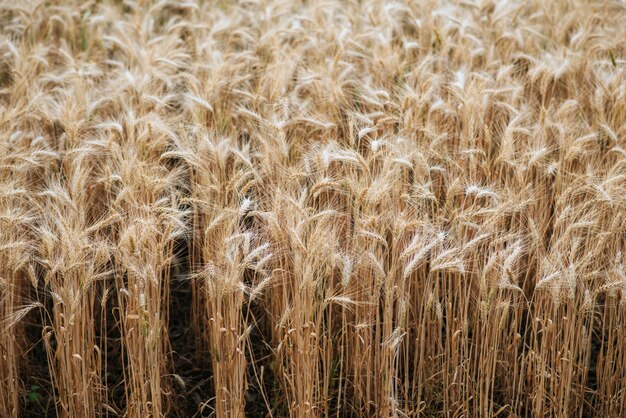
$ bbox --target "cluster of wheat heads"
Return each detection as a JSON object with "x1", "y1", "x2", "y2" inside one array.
[{"x1": 1, "y1": 0, "x2": 626, "y2": 417}]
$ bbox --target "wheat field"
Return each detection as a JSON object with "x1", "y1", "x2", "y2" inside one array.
[{"x1": 1, "y1": 0, "x2": 625, "y2": 417}]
